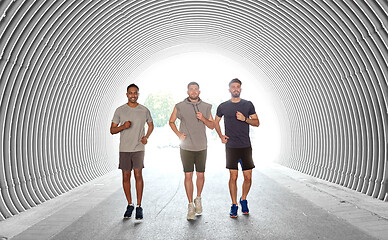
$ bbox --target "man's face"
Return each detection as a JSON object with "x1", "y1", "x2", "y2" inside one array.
[
  {"x1": 126, "y1": 87, "x2": 139, "y2": 103},
  {"x1": 229, "y1": 83, "x2": 241, "y2": 98},
  {"x1": 187, "y1": 84, "x2": 200, "y2": 100}
]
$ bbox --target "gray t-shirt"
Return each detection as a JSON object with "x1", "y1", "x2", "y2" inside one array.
[
  {"x1": 112, "y1": 103, "x2": 153, "y2": 152},
  {"x1": 176, "y1": 98, "x2": 212, "y2": 151}
]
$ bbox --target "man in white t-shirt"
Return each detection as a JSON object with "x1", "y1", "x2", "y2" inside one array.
[{"x1": 110, "y1": 83, "x2": 154, "y2": 220}]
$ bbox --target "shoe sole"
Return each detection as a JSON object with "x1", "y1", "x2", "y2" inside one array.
[
  {"x1": 242, "y1": 212, "x2": 249, "y2": 215},
  {"x1": 230, "y1": 215, "x2": 238, "y2": 218}
]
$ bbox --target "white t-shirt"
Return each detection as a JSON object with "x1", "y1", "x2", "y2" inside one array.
[{"x1": 112, "y1": 103, "x2": 153, "y2": 152}]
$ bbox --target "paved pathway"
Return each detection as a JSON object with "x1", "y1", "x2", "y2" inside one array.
[{"x1": 1, "y1": 147, "x2": 387, "y2": 240}]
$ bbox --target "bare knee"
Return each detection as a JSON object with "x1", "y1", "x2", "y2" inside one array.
[
  {"x1": 196, "y1": 172, "x2": 204, "y2": 180},
  {"x1": 134, "y1": 169, "x2": 143, "y2": 181},
  {"x1": 229, "y1": 171, "x2": 238, "y2": 182},
  {"x1": 185, "y1": 172, "x2": 193, "y2": 181},
  {"x1": 122, "y1": 171, "x2": 131, "y2": 183},
  {"x1": 244, "y1": 175, "x2": 252, "y2": 183},
  {"x1": 243, "y1": 171, "x2": 252, "y2": 183}
]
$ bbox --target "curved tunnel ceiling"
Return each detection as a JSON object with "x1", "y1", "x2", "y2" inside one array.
[{"x1": 0, "y1": 0, "x2": 387, "y2": 219}]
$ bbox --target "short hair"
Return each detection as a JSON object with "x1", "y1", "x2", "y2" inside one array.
[
  {"x1": 187, "y1": 81, "x2": 200, "y2": 89},
  {"x1": 127, "y1": 83, "x2": 139, "y2": 92},
  {"x1": 229, "y1": 78, "x2": 242, "y2": 87}
]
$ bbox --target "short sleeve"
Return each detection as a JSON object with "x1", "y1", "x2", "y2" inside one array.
[
  {"x1": 146, "y1": 108, "x2": 153, "y2": 123},
  {"x1": 248, "y1": 101, "x2": 256, "y2": 116},
  {"x1": 216, "y1": 103, "x2": 224, "y2": 118},
  {"x1": 112, "y1": 108, "x2": 120, "y2": 124}
]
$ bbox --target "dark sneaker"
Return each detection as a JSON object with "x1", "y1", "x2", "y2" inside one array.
[
  {"x1": 124, "y1": 205, "x2": 134, "y2": 219},
  {"x1": 230, "y1": 204, "x2": 238, "y2": 218},
  {"x1": 135, "y1": 206, "x2": 143, "y2": 220},
  {"x1": 240, "y1": 198, "x2": 249, "y2": 215}
]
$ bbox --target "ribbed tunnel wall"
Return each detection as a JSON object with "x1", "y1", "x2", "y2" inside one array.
[{"x1": 0, "y1": 0, "x2": 387, "y2": 220}]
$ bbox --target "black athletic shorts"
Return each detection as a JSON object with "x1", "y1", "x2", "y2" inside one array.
[{"x1": 226, "y1": 146, "x2": 255, "y2": 170}]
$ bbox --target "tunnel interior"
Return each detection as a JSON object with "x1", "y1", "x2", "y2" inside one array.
[{"x1": 0, "y1": 0, "x2": 387, "y2": 220}]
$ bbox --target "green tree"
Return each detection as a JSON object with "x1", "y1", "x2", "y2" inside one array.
[{"x1": 144, "y1": 92, "x2": 175, "y2": 127}]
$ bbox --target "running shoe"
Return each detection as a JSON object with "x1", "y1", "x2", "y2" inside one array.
[
  {"x1": 240, "y1": 197, "x2": 249, "y2": 215},
  {"x1": 230, "y1": 204, "x2": 238, "y2": 218},
  {"x1": 135, "y1": 206, "x2": 143, "y2": 220},
  {"x1": 187, "y1": 202, "x2": 195, "y2": 220},
  {"x1": 194, "y1": 197, "x2": 202, "y2": 214},
  {"x1": 124, "y1": 204, "x2": 134, "y2": 219}
]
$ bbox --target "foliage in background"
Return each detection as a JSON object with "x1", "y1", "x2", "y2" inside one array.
[{"x1": 144, "y1": 92, "x2": 175, "y2": 127}]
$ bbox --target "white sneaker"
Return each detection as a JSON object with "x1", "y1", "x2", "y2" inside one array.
[
  {"x1": 187, "y1": 202, "x2": 195, "y2": 220},
  {"x1": 194, "y1": 197, "x2": 202, "y2": 214}
]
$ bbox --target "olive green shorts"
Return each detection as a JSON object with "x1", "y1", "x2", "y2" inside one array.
[{"x1": 180, "y1": 148, "x2": 207, "y2": 173}]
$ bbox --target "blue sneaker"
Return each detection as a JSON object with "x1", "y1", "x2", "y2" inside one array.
[
  {"x1": 135, "y1": 206, "x2": 143, "y2": 220},
  {"x1": 124, "y1": 205, "x2": 134, "y2": 219},
  {"x1": 230, "y1": 204, "x2": 238, "y2": 218},
  {"x1": 240, "y1": 198, "x2": 249, "y2": 215}
]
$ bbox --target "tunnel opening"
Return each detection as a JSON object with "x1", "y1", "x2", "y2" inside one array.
[{"x1": 105, "y1": 46, "x2": 283, "y2": 174}]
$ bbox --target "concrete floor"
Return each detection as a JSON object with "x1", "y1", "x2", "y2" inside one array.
[{"x1": 1, "y1": 147, "x2": 388, "y2": 240}]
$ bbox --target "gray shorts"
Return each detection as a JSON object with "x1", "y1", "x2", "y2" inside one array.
[
  {"x1": 119, "y1": 151, "x2": 145, "y2": 171},
  {"x1": 180, "y1": 148, "x2": 207, "y2": 173}
]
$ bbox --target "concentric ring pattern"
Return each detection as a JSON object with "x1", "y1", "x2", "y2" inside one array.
[{"x1": 0, "y1": 0, "x2": 387, "y2": 219}]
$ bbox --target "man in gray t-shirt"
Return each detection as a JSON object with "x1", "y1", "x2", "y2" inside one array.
[
  {"x1": 169, "y1": 82, "x2": 214, "y2": 220},
  {"x1": 111, "y1": 83, "x2": 154, "y2": 220}
]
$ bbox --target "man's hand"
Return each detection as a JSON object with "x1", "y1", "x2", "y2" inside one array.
[
  {"x1": 179, "y1": 132, "x2": 187, "y2": 141},
  {"x1": 220, "y1": 135, "x2": 229, "y2": 144},
  {"x1": 123, "y1": 121, "x2": 131, "y2": 129},
  {"x1": 196, "y1": 112, "x2": 205, "y2": 121},
  {"x1": 236, "y1": 111, "x2": 246, "y2": 122},
  {"x1": 141, "y1": 136, "x2": 148, "y2": 144}
]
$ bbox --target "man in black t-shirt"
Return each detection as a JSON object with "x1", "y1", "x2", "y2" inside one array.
[{"x1": 215, "y1": 78, "x2": 260, "y2": 218}]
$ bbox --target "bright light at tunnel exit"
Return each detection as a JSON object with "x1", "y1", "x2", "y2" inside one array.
[{"x1": 112, "y1": 51, "x2": 281, "y2": 169}]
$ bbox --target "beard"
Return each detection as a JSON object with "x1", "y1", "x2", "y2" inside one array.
[
  {"x1": 231, "y1": 91, "x2": 240, "y2": 98},
  {"x1": 189, "y1": 95, "x2": 199, "y2": 101},
  {"x1": 128, "y1": 97, "x2": 138, "y2": 103}
]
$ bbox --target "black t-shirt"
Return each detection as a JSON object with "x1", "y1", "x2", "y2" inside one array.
[{"x1": 216, "y1": 99, "x2": 256, "y2": 148}]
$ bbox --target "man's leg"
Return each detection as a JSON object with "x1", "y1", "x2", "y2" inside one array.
[
  {"x1": 185, "y1": 171, "x2": 196, "y2": 220},
  {"x1": 122, "y1": 171, "x2": 132, "y2": 204},
  {"x1": 196, "y1": 172, "x2": 205, "y2": 197},
  {"x1": 241, "y1": 169, "x2": 252, "y2": 200},
  {"x1": 194, "y1": 172, "x2": 204, "y2": 214},
  {"x1": 133, "y1": 169, "x2": 143, "y2": 205},
  {"x1": 184, "y1": 172, "x2": 194, "y2": 202},
  {"x1": 229, "y1": 170, "x2": 238, "y2": 205},
  {"x1": 195, "y1": 149, "x2": 206, "y2": 198}
]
